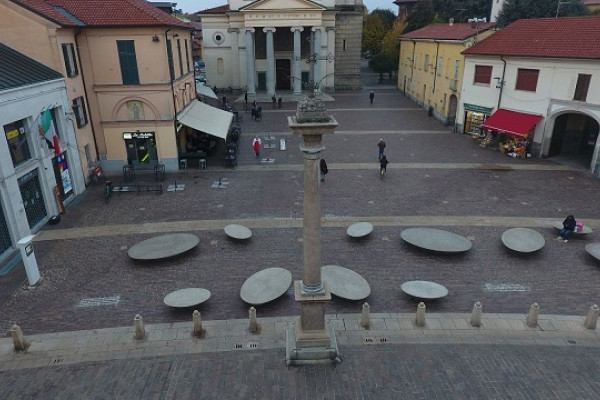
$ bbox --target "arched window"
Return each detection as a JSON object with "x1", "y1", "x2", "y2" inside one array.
[{"x1": 217, "y1": 58, "x2": 224, "y2": 75}]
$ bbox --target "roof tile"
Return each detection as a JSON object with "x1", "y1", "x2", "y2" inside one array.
[
  {"x1": 12, "y1": 0, "x2": 190, "y2": 27},
  {"x1": 463, "y1": 15, "x2": 600, "y2": 60},
  {"x1": 400, "y1": 22, "x2": 496, "y2": 41}
]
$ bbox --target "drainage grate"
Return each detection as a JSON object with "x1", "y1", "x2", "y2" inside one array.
[
  {"x1": 53, "y1": 357, "x2": 64, "y2": 364},
  {"x1": 379, "y1": 337, "x2": 387, "y2": 343},
  {"x1": 235, "y1": 343, "x2": 243, "y2": 349},
  {"x1": 365, "y1": 338, "x2": 374, "y2": 343},
  {"x1": 248, "y1": 343, "x2": 257, "y2": 349},
  {"x1": 567, "y1": 340, "x2": 576, "y2": 345}
]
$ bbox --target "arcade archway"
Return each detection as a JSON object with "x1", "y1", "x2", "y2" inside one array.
[{"x1": 548, "y1": 112, "x2": 599, "y2": 170}]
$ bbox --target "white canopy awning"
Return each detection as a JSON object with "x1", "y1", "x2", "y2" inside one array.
[
  {"x1": 177, "y1": 100, "x2": 233, "y2": 140},
  {"x1": 196, "y1": 83, "x2": 218, "y2": 100}
]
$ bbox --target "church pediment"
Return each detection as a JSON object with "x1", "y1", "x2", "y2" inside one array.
[{"x1": 240, "y1": 0, "x2": 325, "y2": 12}]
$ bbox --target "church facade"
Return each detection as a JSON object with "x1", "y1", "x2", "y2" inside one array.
[{"x1": 199, "y1": 0, "x2": 364, "y2": 94}]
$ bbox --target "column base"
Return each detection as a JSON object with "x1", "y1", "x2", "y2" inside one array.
[{"x1": 285, "y1": 320, "x2": 340, "y2": 366}]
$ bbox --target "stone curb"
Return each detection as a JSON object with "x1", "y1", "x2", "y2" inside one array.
[{"x1": 1, "y1": 312, "x2": 599, "y2": 371}]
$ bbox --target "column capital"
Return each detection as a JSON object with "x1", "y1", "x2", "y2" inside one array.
[
  {"x1": 291, "y1": 26, "x2": 304, "y2": 33},
  {"x1": 311, "y1": 26, "x2": 323, "y2": 32},
  {"x1": 325, "y1": 27, "x2": 335, "y2": 32},
  {"x1": 263, "y1": 27, "x2": 277, "y2": 33},
  {"x1": 228, "y1": 28, "x2": 239, "y2": 33},
  {"x1": 244, "y1": 27, "x2": 255, "y2": 33}
]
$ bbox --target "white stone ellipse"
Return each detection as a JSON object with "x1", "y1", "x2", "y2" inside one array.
[
  {"x1": 321, "y1": 265, "x2": 371, "y2": 300},
  {"x1": 401, "y1": 280, "x2": 449, "y2": 300},
  {"x1": 400, "y1": 228, "x2": 472, "y2": 253},
  {"x1": 224, "y1": 224, "x2": 252, "y2": 240},
  {"x1": 240, "y1": 267, "x2": 292, "y2": 305},
  {"x1": 127, "y1": 233, "x2": 200, "y2": 261},
  {"x1": 586, "y1": 243, "x2": 600, "y2": 262},
  {"x1": 163, "y1": 288, "x2": 211, "y2": 308},
  {"x1": 501, "y1": 228, "x2": 545, "y2": 253},
  {"x1": 346, "y1": 222, "x2": 374, "y2": 238}
]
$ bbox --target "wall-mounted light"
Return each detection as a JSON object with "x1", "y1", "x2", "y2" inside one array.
[{"x1": 152, "y1": 35, "x2": 160, "y2": 42}]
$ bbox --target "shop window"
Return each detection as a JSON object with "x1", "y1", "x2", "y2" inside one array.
[
  {"x1": 72, "y1": 96, "x2": 88, "y2": 128},
  {"x1": 574, "y1": 74, "x2": 591, "y2": 101},
  {"x1": 4, "y1": 119, "x2": 31, "y2": 167},
  {"x1": 515, "y1": 68, "x2": 539, "y2": 92},
  {"x1": 61, "y1": 43, "x2": 78, "y2": 77},
  {"x1": 0, "y1": 204, "x2": 12, "y2": 256},
  {"x1": 18, "y1": 170, "x2": 47, "y2": 229},
  {"x1": 117, "y1": 40, "x2": 140, "y2": 85},
  {"x1": 177, "y1": 39, "x2": 184, "y2": 77},
  {"x1": 474, "y1": 65, "x2": 492, "y2": 84}
]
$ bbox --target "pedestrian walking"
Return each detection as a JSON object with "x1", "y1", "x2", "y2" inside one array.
[
  {"x1": 278, "y1": 96, "x2": 282, "y2": 109},
  {"x1": 377, "y1": 139, "x2": 386, "y2": 160},
  {"x1": 379, "y1": 155, "x2": 388, "y2": 177},
  {"x1": 272, "y1": 94, "x2": 277, "y2": 109},
  {"x1": 557, "y1": 214, "x2": 576, "y2": 242},
  {"x1": 320, "y1": 159, "x2": 328, "y2": 182},
  {"x1": 252, "y1": 135, "x2": 262, "y2": 159},
  {"x1": 244, "y1": 91, "x2": 248, "y2": 111},
  {"x1": 369, "y1": 91, "x2": 374, "y2": 105}
]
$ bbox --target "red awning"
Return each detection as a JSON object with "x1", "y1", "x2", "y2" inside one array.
[{"x1": 481, "y1": 109, "x2": 543, "y2": 138}]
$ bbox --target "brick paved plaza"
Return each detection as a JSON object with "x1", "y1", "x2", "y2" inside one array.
[{"x1": 1, "y1": 69, "x2": 600, "y2": 398}]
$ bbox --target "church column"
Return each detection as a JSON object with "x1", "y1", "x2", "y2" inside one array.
[
  {"x1": 228, "y1": 28, "x2": 240, "y2": 89},
  {"x1": 291, "y1": 26, "x2": 304, "y2": 94},
  {"x1": 325, "y1": 27, "x2": 335, "y2": 89},
  {"x1": 264, "y1": 27, "x2": 276, "y2": 96},
  {"x1": 245, "y1": 28, "x2": 256, "y2": 95},
  {"x1": 312, "y1": 27, "x2": 323, "y2": 92}
]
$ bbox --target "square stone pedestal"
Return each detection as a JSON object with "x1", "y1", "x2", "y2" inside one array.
[{"x1": 285, "y1": 281, "x2": 340, "y2": 366}]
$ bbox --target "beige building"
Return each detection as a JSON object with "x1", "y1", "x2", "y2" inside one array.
[
  {"x1": 398, "y1": 21, "x2": 496, "y2": 126},
  {"x1": 198, "y1": 0, "x2": 364, "y2": 94},
  {"x1": 1, "y1": 0, "x2": 200, "y2": 173}
]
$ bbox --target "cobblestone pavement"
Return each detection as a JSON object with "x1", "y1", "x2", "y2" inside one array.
[{"x1": 1, "y1": 64, "x2": 600, "y2": 398}]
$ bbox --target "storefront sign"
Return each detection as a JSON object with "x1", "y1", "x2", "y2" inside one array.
[
  {"x1": 464, "y1": 103, "x2": 493, "y2": 114},
  {"x1": 123, "y1": 131, "x2": 155, "y2": 140}
]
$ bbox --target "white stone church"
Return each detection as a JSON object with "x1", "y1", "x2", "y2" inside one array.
[{"x1": 198, "y1": 0, "x2": 364, "y2": 94}]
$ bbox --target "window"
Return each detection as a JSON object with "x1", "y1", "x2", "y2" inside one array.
[
  {"x1": 177, "y1": 39, "x2": 184, "y2": 77},
  {"x1": 515, "y1": 68, "x2": 539, "y2": 92},
  {"x1": 414, "y1": 54, "x2": 419, "y2": 69},
  {"x1": 61, "y1": 43, "x2": 78, "y2": 77},
  {"x1": 184, "y1": 39, "x2": 191, "y2": 73},
  {"x1": 166, "y1": 40, "x2": 175, "y2": 81},
  {"x1": 474, "y1": 65, "x2": 493, "y2": 84},
  {"x1": 424, "y1": 54, "x2": 429, "y2": 71},
  {"x1": 574, "y1": 74, "x2": 591, "y2": 101},
  {"x1": 72, "y1": 96, "x2": 88, "y2": 128},
  {"x1": 454, "y1": 60, "x2": 460, "y2": 80},
  {"x1": 117, "y1": 40, "x2": 140, "y2": 85},
  {"x1": 4, "y1": 119, "x2": 31, "y2": 166},
  {"x1": 437, "y1": 57, "x2": 443, "y2": 76}
]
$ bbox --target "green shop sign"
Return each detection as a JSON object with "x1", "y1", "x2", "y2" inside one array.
[{"x1": 464, "y1": 103, "x2": 493, "y2": 114}]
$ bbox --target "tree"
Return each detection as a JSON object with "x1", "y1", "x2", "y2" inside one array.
[
  {"x1": 381, "y1": 19, "x2": 407, "y2": 75},
  {"x1": 370, "y1": 8, "x2": 397, "y2": 28},
  {"x1": 362, "y1": 13, "x2": 388, "y2": 56},
  {"x1": 496, "y1": 0, "x2": 587, "y2": 27},
  {"x1": 404, "y1": 0, "x2": 435, "y2": 33},
  {"x1": 369, "y1": 52, "x2": 397, "y2": 82}
]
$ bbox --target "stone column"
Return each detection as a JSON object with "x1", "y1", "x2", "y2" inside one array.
[
  {"x1": 312, "y1": 27, "x2": 323, "y2": 92},
  {"x1": 245, "y1": 28, "x2": 256, "y2": 95},
  {"x1": 291, "y1": 27, "x2": 304, "y2": 94},
  {"x1": 228, "y1": 28, "x2": 240, "y2": 89},
  {"x1": 264, "y1": 27, "x2": 276, "y2": 96},
  {"x1": 286, "y1": 96, "x2": 339, "y2": 365},
  {"x1": 325, "y1": 27, "x2": 335, "y2": 89}
]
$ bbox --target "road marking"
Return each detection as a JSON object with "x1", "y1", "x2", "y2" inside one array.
[
  {"x1": 75, "y1": 295, "x2": 122, "y2": 308},
  {"x1": 483, "y1": 284, "x2": 529, "y2": 292}
]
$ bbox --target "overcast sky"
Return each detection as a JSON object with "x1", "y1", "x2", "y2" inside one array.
[{"x1": 177, "y1": 0, "x2": 396, "y2": 13}]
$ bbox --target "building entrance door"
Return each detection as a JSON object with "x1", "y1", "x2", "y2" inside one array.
[
  {"x1": 276, "y1": 59, "x2": 291, "y2": 90},
  {"x1": 124, "y1": 131, "x2": 158, "y2": 167}
]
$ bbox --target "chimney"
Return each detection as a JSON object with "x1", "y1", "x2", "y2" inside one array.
[{"x1": 449, "y1": 18, "x2": 454, "y2": 26}]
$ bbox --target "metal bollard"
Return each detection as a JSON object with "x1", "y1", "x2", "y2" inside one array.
[
  {"x1": 360, "y1": 302, "x2": 371, "y2": 329},
  {"x1": 193, "y1": 310, "x2": 204, "y2": 336},
  {"x1": 470, "y1": 301, "x2": 483, "y2": 327},
  {"x1": 584, "y1": 304, "x2": 599, "y2": 330},
  {"x1": 415, "y1": 302, "x2": 426, "y2": 327},
  {"x1": 134, "y1": 314, "x2": 145, "y2": 339},
  {"x1": 248, "y1": 307, "x2": 259, "y2": 333},
  {"x1": 526, "y1": 303, "x2": 539, "y2": 328},
  {"x1": 11, "y1": 324, "x2": 29, "y2": 351}
]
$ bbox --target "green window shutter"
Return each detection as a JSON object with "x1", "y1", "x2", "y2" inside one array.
[
  {"x1": 117, "y1": 40, "x2": 140, "y2": 85},
  {"x1": 177, "y1": 39, "x2": 183, "y2": 76},
  {"x1": 167, "y1": 40, "x2": 175, "y2": 81}
]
